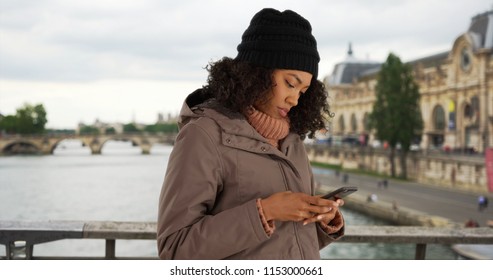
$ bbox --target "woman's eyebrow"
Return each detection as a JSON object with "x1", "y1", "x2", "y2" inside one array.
[{"x1": 288, "y1": 73, "x2": 310, "y2": 88}]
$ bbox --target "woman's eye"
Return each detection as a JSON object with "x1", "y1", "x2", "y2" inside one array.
[{"x1": 286, "y1": 80, "x2": 294, "y2": 88}]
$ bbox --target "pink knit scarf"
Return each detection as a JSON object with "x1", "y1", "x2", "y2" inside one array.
[{"x1": 246, "y1": 107, "x2": 290, "y2": 148}]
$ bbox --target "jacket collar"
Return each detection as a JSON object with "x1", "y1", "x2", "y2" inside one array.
[{"x1": 179, "y1": 90, "x2": 302, "y2": 158}]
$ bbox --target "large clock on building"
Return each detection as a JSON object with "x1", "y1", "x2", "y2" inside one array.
[{"x1": 460, "y1": 47, "x2": 472, "y2": 72}]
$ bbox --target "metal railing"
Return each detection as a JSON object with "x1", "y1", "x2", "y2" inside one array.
[{"x1": 1, "y1": 220, "x2": 492, "y2": 260}]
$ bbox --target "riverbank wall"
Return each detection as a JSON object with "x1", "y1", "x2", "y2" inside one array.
[{"x1": 306, "y1": 144, "x2": 487, "y2": 195}]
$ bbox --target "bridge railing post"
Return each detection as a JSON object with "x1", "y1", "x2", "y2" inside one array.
[
  {"x1": 415, "y1": 243, "x2": 427, "y2": 260},
  {"x1": 105, "y1": 239, "x2": 116, "y2": 260}
]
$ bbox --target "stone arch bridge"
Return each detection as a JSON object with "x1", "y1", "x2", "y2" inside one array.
[{"x1": 0, "y1": 133, "x2": 177, "y2": 155}]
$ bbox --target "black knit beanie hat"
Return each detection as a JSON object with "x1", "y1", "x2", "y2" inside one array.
[{"x1": 236, "y1": 8, "x2": 320, "y2": 78}]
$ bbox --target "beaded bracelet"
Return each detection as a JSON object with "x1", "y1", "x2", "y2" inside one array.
[{"x1": 256, "y1": 198, "x2": 275, "y2": 236}]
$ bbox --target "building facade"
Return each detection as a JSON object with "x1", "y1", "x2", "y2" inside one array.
[{"x1": 324, "y1": 10, "x2": 493, "y2": 154}]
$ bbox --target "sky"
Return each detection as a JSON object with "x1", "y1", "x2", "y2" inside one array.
[{"x1": 1, "y1": 0, "x2": 492, "y2": 129}]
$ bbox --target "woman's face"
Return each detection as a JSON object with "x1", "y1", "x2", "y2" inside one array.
[{"x1": 255, "y1": 69, "x2": 312, "y2": 119}]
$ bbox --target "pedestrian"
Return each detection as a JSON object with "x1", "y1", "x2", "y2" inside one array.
[
  {"x1": 157, "y1": 8, "x2": 345, "y2": 260},
  {"x1": 383, "y1": 179, "x2": 388, "y2": 188},
  {"x1": 342, "y1": 173, "x2": 349, "y2": 183},
  {"x1": 478, "y1": 195, "x2": 488, "y2": 211},
  {"x1": 451, "y1": 168, "x2": 456, "y2": 186}
]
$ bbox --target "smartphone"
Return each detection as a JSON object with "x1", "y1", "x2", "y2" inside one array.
[{"x1": 321, "y1": 186, "x2": 358, "y2": 200}]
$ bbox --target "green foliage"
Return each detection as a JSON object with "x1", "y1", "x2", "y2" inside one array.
[
  {"x1": 0, "y1": 103, "x2": 47, "y2": 135},
  {"x1": 105, "y1": 127, "x2": 116, "y2": 135},
  {"x1": 79, "y1": 125, "x2": 99, "y2": 135},
  {"x1": 46, "y1": 128, "x2": 76, "y2": 134},
  {"x1": 123, "y1": 123, "x2": 141, "y2": 133},
  {"x1": 369, "y1": 53, "x2": 423, "y2": 148},
  {"x1": 144, "y1": 123, "x2": 178, "y2": 133},
  {"x1": 368, "y1": 53, "x2": 423, "y2": 178},
  {"x1": 310, "y1": 161, "x2": 342, "y2": 171},
  {"x1": 0, "y1": 115, "x2": 17, "y2": 133}
]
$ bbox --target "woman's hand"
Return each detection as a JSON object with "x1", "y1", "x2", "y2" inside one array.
[
  {"x1": 303, "y1": 197, "x2": 344, "y2": 226},
  {"x1": 260, "y1": 191, "x2": 344, "y2": 225}
]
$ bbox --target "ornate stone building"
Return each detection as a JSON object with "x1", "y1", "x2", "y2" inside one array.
[{"x1": 324, "y1": 10, "x2": 493, "y2": 154}]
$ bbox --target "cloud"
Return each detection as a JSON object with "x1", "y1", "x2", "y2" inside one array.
[
  {"x1": 1, "y1": 0, "x2": 491, "y2": 82},
  {"x1": 0, "y1": 0, "x2": 491, "y2": 128},
  {"x1": 0, "y1": 0, "x2": 244, "y2": 81}
]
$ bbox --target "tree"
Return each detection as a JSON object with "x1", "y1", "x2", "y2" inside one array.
[
  {"x1": 123, "y1": 123, "x2": 140, "y2": 133},
  {"x1": 15, "y1": 103, "x2": 48, "y2": 134},
  {"x1": 105, "y1": 127, "x2": 116, "y2": 135},
  {"x1": 0, "y1": 115, "x2": 17, "y2": 134},
  {"x1": 0, "y1": 103, "x2": 47, "y2": 135},
  {"x1": 79, "y1": 125, "x2": 99, "y2": 135},
  {"x1": 144, "y1": 123, "x2": 178, "y2": 133},
  {"x1": 369, "y1": 53, "x2": 423, "y2": 178}
]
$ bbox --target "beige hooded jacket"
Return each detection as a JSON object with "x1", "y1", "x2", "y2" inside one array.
[{"x1": 157, "y1": 90, "x2": 343, "y2": 259}]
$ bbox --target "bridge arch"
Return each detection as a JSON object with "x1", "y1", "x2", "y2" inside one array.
[
  {"x1": 2, "y1": 141, "x2": 42, "y2": 155},
  {"x1": 78, "y1": 136, "x2": 157, "y2": 155},
  {"x1": 49, "y1": 139, "x2": 70, "y2": 154}
]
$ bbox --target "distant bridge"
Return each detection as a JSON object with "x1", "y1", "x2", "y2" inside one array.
[{"x1": 0, "y1": 133, "x2": 177, "y2": 155}]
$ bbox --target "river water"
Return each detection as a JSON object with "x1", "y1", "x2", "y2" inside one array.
[{"x1": 0, "y1": 140, "x2": 458, "y2": 259}]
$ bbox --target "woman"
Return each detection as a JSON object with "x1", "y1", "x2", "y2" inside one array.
[{"x1": 157, "y1": 8, "x2": 345, "y2": 260}]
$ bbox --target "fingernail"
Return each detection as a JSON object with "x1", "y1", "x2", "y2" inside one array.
[{"x1": 317, "y1": 215, "x2": 322, "y2": 220}]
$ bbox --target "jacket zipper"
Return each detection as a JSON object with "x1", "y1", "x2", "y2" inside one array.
[{"x1": 277, "y1": 161, "x2": 305, "y2": 259}]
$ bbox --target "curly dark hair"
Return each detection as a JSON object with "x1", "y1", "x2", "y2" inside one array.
[{"x1": 202, "y1": 57, "x2": 332, "y2": 139}]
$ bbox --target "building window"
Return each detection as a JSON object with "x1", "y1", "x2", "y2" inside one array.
[
  {"x1": 363, "y1": 113, "x2": 370, "y2": 131},
  {"x1": 339, "y1": 115, "x2": 345, "y2": 133},
  {"x1": 432, "y1": 105, "x2": 446, "y2": 130},
  {"x1": 460, "y1": 47, "x2": 472, "y2": 72},
  {"x1": 464, "y1": 96, "x2": 480, "y2": 125},
  {"x1": 464, "y1": 104, "x2": 473, "y2": 118},
  {"x1": 471, "y1": 96, "x2": 479, "y2": 118},
  {"x1": 351, "y1": 114, "x2": 357, "y2": 132}
]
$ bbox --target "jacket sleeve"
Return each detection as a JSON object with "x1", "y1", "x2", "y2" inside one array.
[
  {"x1": 316, "y1": 213, "x2": 345, "y2": 249},
  {"x1": 308, "y1": 165, "x2": 345, "y2": 249},
  {"x1": 157, "y1": 122, "x2": 270, "y2": 259}
]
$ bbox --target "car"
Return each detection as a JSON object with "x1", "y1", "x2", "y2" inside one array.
[
  {"x1": 342, "y1": 137, "x2": 359, "y2": 146},
  {"x1": 410, "y1": 144, "x2": 420, "y2": 151},
  {"x1": 371, "y1": 140, "x2": 382, "y2": 148}
]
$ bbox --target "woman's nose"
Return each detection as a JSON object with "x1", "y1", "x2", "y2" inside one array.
[{"x1": 286, "y1": 95, "x2": 299, "y2": 107}]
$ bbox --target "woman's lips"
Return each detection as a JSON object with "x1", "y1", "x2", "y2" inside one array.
[{"x1": 278, "y1": 107, "x2": 289, "y2": 118}]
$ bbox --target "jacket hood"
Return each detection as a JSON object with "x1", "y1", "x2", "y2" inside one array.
[
  {"x1": 178, "y1": 89, "x2": 262, "y2": 140},
  {"x1": 178, "y1": 89, "x2": 209, "y2": 129}
]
